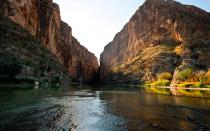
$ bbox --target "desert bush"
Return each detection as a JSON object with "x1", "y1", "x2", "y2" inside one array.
[
  {"x1": 201, "y1": 70, "x2": 210, "y2": 85},
  {"x1": 157, "y1": 72, "x2": 172, "y2": 80},
  {"x1": 152, "y1": 79, "x2": 170, "y2": 86},
  {"x1": 145, "y1": 81, "x2": 152, "y2": 86},
  {"x1": 146, "y1": 72, "x2": 172, "y2": 87},
  {"x1": 177, "y1": 68, "x2": 192, "y2": 80}
]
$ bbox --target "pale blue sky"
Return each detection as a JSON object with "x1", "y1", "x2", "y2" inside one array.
[{"x1": 53, "y1": 0, "x2": 210, "y2": 59}]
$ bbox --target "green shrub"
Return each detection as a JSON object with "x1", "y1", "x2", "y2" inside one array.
[
  {"x1": 157, "y1": 72, "x2": 172, "y2": 80},
  {"x1": 174, "y1": 70, "x2": 210, "y2": 88},
  {"x1": 145, "y1": 81, "x2": 152, "y2": 86},
  {"x1": 145, "y1": 72, "x2": 172, "y2": 87},
  {"x1": 177, "y1": 68, "x2": 192, "y2": 80},
  {"x1": 205, "y1": 85, "x2": 210, "y2": 88},
  {"x1": 192, "y1": 83, "x2": 203, "y2": 88},
  {"x1": 201, "y1": 71, "x2": 210, "y2": 85},
  {"x1": 152, "y1": 79, "x2": 170, "y2": 86}
]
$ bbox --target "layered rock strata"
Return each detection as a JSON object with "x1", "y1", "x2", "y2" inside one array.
[
  {"x1": 0, "y1": 0, "x2": 99, "y2": 83},
  {"x1": 100, "y1": 0, "x2": 210, "y2": 84}
]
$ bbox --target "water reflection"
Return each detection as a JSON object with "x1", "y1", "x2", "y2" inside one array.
[
  {"x1": 99, "y1": 91, "x2": 210, "y2": 130},
  {"x1": 145, "y1": 87, "x2": 210, "y2": 98},
  {"x1": 0, "y1": 86, "x2": 210, "y2": 130}
]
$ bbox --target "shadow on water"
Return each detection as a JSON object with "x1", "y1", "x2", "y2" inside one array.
[{"x1": 0, "y1": 85, "x2": 210, "y2": 130}]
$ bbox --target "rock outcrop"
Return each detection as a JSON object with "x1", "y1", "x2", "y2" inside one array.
[
  {"x1": 0, "y1": 17, "x2": 71, "y2": 86},
  {"x1": 0, "y1": 0, "x2": 99, "y2": 83},
  {"x1": 100, "y1": 0, "x2": 210, "y2": 84}
]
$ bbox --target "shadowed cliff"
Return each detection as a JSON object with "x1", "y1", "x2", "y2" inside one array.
[
  {"x1": 0, "y1": 0, "x2": 99, "y2": 83},
  {"x1": 0, "y1": 17, "x2": 71, "y2": 86}
]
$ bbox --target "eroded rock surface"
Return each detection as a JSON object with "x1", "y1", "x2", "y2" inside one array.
[
  {"x1": 0, "y1": 17, "x2": 71, "y2": 86},
  {"x1": 0, "y1": 0, "x2": 99, "y2": 83},
  {"x1": 100, "y1": 0, "x2": 210, "y2": 84}
]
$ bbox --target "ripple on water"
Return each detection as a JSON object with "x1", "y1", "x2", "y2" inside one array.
[{"x1": 0, "y1": 88, "x2": 210, "y2": 131}]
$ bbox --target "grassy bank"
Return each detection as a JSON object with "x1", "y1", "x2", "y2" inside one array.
[{"x1": 146, "y1": 70, "x2": 210, "y2": 88}]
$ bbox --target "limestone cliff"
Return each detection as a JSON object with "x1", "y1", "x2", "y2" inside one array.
[
  {"x1": 100, "y1": 0, "x2": 210, "y2": 84},
  {"x1": 0, "y1": 0, "x2": 99, "y2": 83}
]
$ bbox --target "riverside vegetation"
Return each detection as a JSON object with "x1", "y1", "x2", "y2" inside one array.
[
  {"x1": 146, "y1": 69, "x2": 210, "y2": 88},
  {"x1": 0, "y1": 0, "x2": 210, "y2": 97},
  {"x1": 100, "y1": 0, "x2": 210, "y2": 90},
  {"x1": 0, "y1": 0, "x2": 210, "y2": 130}
]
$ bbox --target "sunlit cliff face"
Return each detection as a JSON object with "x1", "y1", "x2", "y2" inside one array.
[{"x1": 100, "y1": 0, "x2": 210, "y2": 84}]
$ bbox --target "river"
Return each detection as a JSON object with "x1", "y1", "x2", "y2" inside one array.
[{"x1": 0, "y1": 85, "x2": 210, "y2": 131}]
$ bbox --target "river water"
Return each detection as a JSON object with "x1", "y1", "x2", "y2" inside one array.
[{"x1": 0, "y1": 85, "x2": 210, "y2": 131}]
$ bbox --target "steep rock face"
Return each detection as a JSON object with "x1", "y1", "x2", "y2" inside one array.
[
  {"x1": 0, "y1": 0, "x2": 99, "y2": 82},
  {"x1": 100, "y1": 0, "x2": 210, "y2": 84},
  {"x1": 0, "y1": 17, "x2": 71, "y2": 86}
]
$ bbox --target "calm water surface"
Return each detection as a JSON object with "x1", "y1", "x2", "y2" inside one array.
[{"x1": 0, "y1": 85, "x2": 210, "y2": 131}]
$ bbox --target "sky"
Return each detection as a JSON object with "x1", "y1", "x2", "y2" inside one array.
[{"x1": 53, "y1": 0, "x2": 210, "y2": 59}]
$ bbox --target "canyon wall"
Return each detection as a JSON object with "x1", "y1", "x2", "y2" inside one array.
[
  {"x1": 100, "y1": 0, "x2": 210, "y2": 84},
  {"x1": 0, "y1": 0, "x2": 99, "y2": 83}
]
